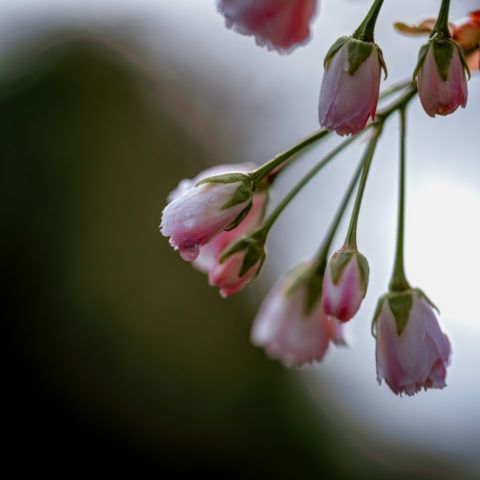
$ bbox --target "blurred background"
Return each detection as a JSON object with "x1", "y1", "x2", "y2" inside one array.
[{"x1": 2, "y1": 1, "x2": 479, "y2": 478}]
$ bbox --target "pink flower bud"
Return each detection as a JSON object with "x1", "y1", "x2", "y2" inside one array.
[
  {"x1": 323, "y1": 249, "x2": 369, "y2": 322},
  {"x1": 217, "y1": 0, "x2": 318, "y2": 53},
  {"x1": 374, "y1": 290, "x2": 451, "y2": 396},
  {"x1": 160, "y1": 167, "x2": 254, "y2": 262},
  {"x1": 209, "y1": 250, "x2": 262, "y2": 298},
  {"x1": 416, "y1": 43, "x2": 468, "y2": 117},
  {"x1": 196, "y1": 191, "x2": 268, "y2": 297},
  {"x1": 251, "y1": 265, "x2": 344, "y2": 367},
  {"x1": 318, "y1": 39, "x2": 382, "y2": 136}
]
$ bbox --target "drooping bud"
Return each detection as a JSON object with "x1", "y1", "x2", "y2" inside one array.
[
  {"x1": 318, "y1": 36, "x2": 387, "y2": 136},
  {"x1": 414, "y1": 37, "x2": 469, "y2": 117},
  {"x1": 251, "y1": 263, "x2": 345, "y2": 367},
  {"x1": 217, "y1": 0, "x2": 318, "y2": 53},
  {"x1": 160, "y1": 170, "x2": 254, "y2": 261},
  {"x1": 322, "y1": 247, "x2": 369, "y2": 322},
  {"x1": 209, "y1": 230, "x2": 267, "y2": 298},
  {"x1": 373, "y1": 288, "x2": 451, "y2": 396}
]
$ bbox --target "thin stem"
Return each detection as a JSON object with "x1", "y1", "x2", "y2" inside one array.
[
  {"x1": 250, "y1": 129, "x2": 330, "y2": 183},
  {"x1": 377, "y1": 85, "x2": 417, "y2": 120},
  {"x1": 313, "y1": 156, "x2": 366, "y2": 274},
  {"x1": 389, "y1": 107, "x2": 410, "y2": 292},
  {"x1": 344, "y1": 126, "x2": 383, "y2": 249},
  {"x1": 378, "y1": 79, "x2": 413, "y2": 101},
  {"x1": 353, "y1": 0, "x2": 384, "y2": 42},
  {"x1": 431, "y1": 0, "x2": 451, "y2": 38},
  {"x1": 259, "y1": 134, "x2": 361, "y2": 235}
]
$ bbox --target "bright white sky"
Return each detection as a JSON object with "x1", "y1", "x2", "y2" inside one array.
[{"x1": 1, "y1": 0, "x2": 479, "y2": 474}]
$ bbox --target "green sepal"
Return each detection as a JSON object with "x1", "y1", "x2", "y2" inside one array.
[
  {"x1": 221, "y1": 180, "x2": 254, "y2": 210},
  {"x1": 388, "y1": 291, "x2": 414, "y2": 336},
  {"x1": 304, "y1": 271, "x2": 324, "y2": 315},
  {"x1": 412, "y1": 43, "x2": 430, "y2": 81},
  {"x1": 329, "y1": 248, "x2": 370, "y2": 292},
  {"x1": 371, "y1": 294, "x2": 387, "y2": 338},
  {"x1": 223, "y1": 201, "x2": 252, "y2": 231},
  {"x1": 416, "y1": 288, "x2": 440, "y2": 314},
  {"x1": 432, "y1": 38, "x2": 454, "y2": 81},
  {"x1": 284, "y1": 264, "x2": 323, "y2": 315},
  {"x1": 454, "y1": 42, "x2": 471, "y2": 80},
  {"x1": 324, "y1": 36, "x2": 349, "y2": 69},
  {"x1": 376, "y1": 45, "x2": 388, "y2": 79},
  {"x1": 196, "y1": 172, "x2": 254, "y2": 210},
  {"x1": 219, "y1": 231, "x2": 266, "y2": 278},
  {"x1": 347, "y1": 38, "x2": 375, "y2": 76},
  {"x1": 196, "y1": 172, "x2": 249, "y2": 186}
]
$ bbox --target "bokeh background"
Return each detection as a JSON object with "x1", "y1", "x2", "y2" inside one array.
[{"x1": 3, "y1": 1, "x2": 479, "y2": 478}]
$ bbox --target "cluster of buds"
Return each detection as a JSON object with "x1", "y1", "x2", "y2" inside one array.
[{"x1": 159, "y1": 0, "x2": 476, "y2": 396}]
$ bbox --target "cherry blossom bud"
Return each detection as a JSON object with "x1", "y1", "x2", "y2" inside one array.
[
  {"x1": 318, "y1": 37, "x2": 386, "y2": 136},
  {"x1": 251, "y1": 264, "x2": 344, "y2": 367},
  {"x1": 323, "y1": 248, "x2": 369, "y2": 322},
  {"x1": 217, "y1": 0, "x2": 318, "y2": 53},
  {"x1": 415, "y1": 39, "x2": 469, "y2": 117},
  {"x1": 193, "y1": 190, "x2": 268, "y2": 274},
  {"x1": 160, "y1": 170, "x2": 254, "y2": 261},
  {"x1": 373, "y1": 289, "x2": 451, "y2": 396}
]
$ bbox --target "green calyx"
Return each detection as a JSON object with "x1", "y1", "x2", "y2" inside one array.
[
  {"x1": 324, "y1": 37, "x2": 387, "y2": 79},
  {"x1": 285, "y1": 264, "x2": 324, "y2": 315},
  {"x1": 371, "y1": 288, "x2": 439, "y2": 337},
  {"x1": 197, "y1": 171, "x2": 255, "y2": 215},
  {"x1": 219, "y1": 231, "x2": 266, "y2": 278},
  {"x1": 413, "y1": 37, "x2": 470, "y2": 82},
  {"x1": 329, "y1": 248, "x2": 370, "y2": 292}
]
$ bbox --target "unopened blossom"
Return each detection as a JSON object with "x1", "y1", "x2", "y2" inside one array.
[
  {"x1": 198, "y1": 191, "x2": 268, "y2": 297},
  {"x1": 416, "y1": 42, "x2": 468, "y2": 117},
  {"x1": 395, "y1": 10, "x2": 479, "y2": 70},
  {"x1": 251, "y1": 264, "x2": 345, "y2": 367},
  {"x1": 374, "y1": 289, "x2": 451, "y2": 396},
  {"x1": 318, "y1": 38, "x2": 384, "y2": 136},
  {"x1": 217, "y1": 0, "x2": 318, "y2": 53},
  {"x1": 160, "y1": 166, "x2": 254, "y2": 261},
  {"x1": 323, "y1": 248, "x2": 369, "y2": 322}
]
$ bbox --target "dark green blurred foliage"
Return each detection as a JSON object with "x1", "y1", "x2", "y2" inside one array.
[{"x1": 1, "y1": 33, "x2": 453, "y2": 479}]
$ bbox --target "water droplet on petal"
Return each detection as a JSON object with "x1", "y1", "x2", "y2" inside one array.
[{"x1": 179, "y1": 240, "x2": 200, "y2": 261}]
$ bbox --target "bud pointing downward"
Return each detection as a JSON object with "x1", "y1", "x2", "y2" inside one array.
[
  {"x1": 322, "y1": 248, "x2": 369, "y2": 322},
  {"x1": 415, "y1": 39, "x2": 469, "y2": 117},
  {"x1": 318, "y1": 37, "x2": 386, "y2": 136},
  {"x1": 251, "y1": 264, "x2": 345, "y2": 367},
  {"x1": 374, "y1": 289, "x2": 451, "y2": 396},
  {"x1": 160, "y1": 171, "x2": 254, "y2": 261}
]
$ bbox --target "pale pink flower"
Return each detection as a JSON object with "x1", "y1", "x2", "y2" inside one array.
[
  {"x1": 318, "y1": 41, "x2": 382, "y2": 136},
  {"x1": 375, "y1": 290, "x2": 451, "y2": 396},
  {"x1": 192, "y1": 190, "x2": 267, "y2": 272},
  {"x1": 417, "y1": 44, "x2": 468, "y2": 117},
  {"x1": 160, "y1": 165, "x2": 254, "y2": 261},
  {"x1": 198, "y1": 191, "x2": 268, "y2": 297},
  {"x1": 209, "y1": 250, "x2": 262, "y2": 298},
  {"x1": 322, "y1": 249, "x2": 369, "y2": 322},
  {"x1": 217, "y1": 0, "x2": 318, "y2": 53},
  {"x1": 251, "y1": 265, "x2": 345, "y2": 367}
]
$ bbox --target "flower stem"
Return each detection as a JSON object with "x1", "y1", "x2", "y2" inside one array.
[
  {"x1": 431, "y1": 0, "x2": 451, "y2": 38},
  {"x1": 250, "y1": 129, "x2": 330, "y2": 184},
  {"x1": 258, "y1": 134, "x2": 361, "y2": 236},
  {"x1": 389, "y1": 107, "x2": 410, "y2": 292},
  {"x1": 353, "y1": 0, "x2": 384, "y2": 42},
  {"x1": 313, "y1": 156, "x2": 366, "y2": 274},
  {"x1": 344, "y1": 126, "x2": 383, "y2": 249}
]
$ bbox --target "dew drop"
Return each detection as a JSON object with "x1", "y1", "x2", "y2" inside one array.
[{"x1": 179, "y1": 240, "x2": 200, "y2": 261}]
